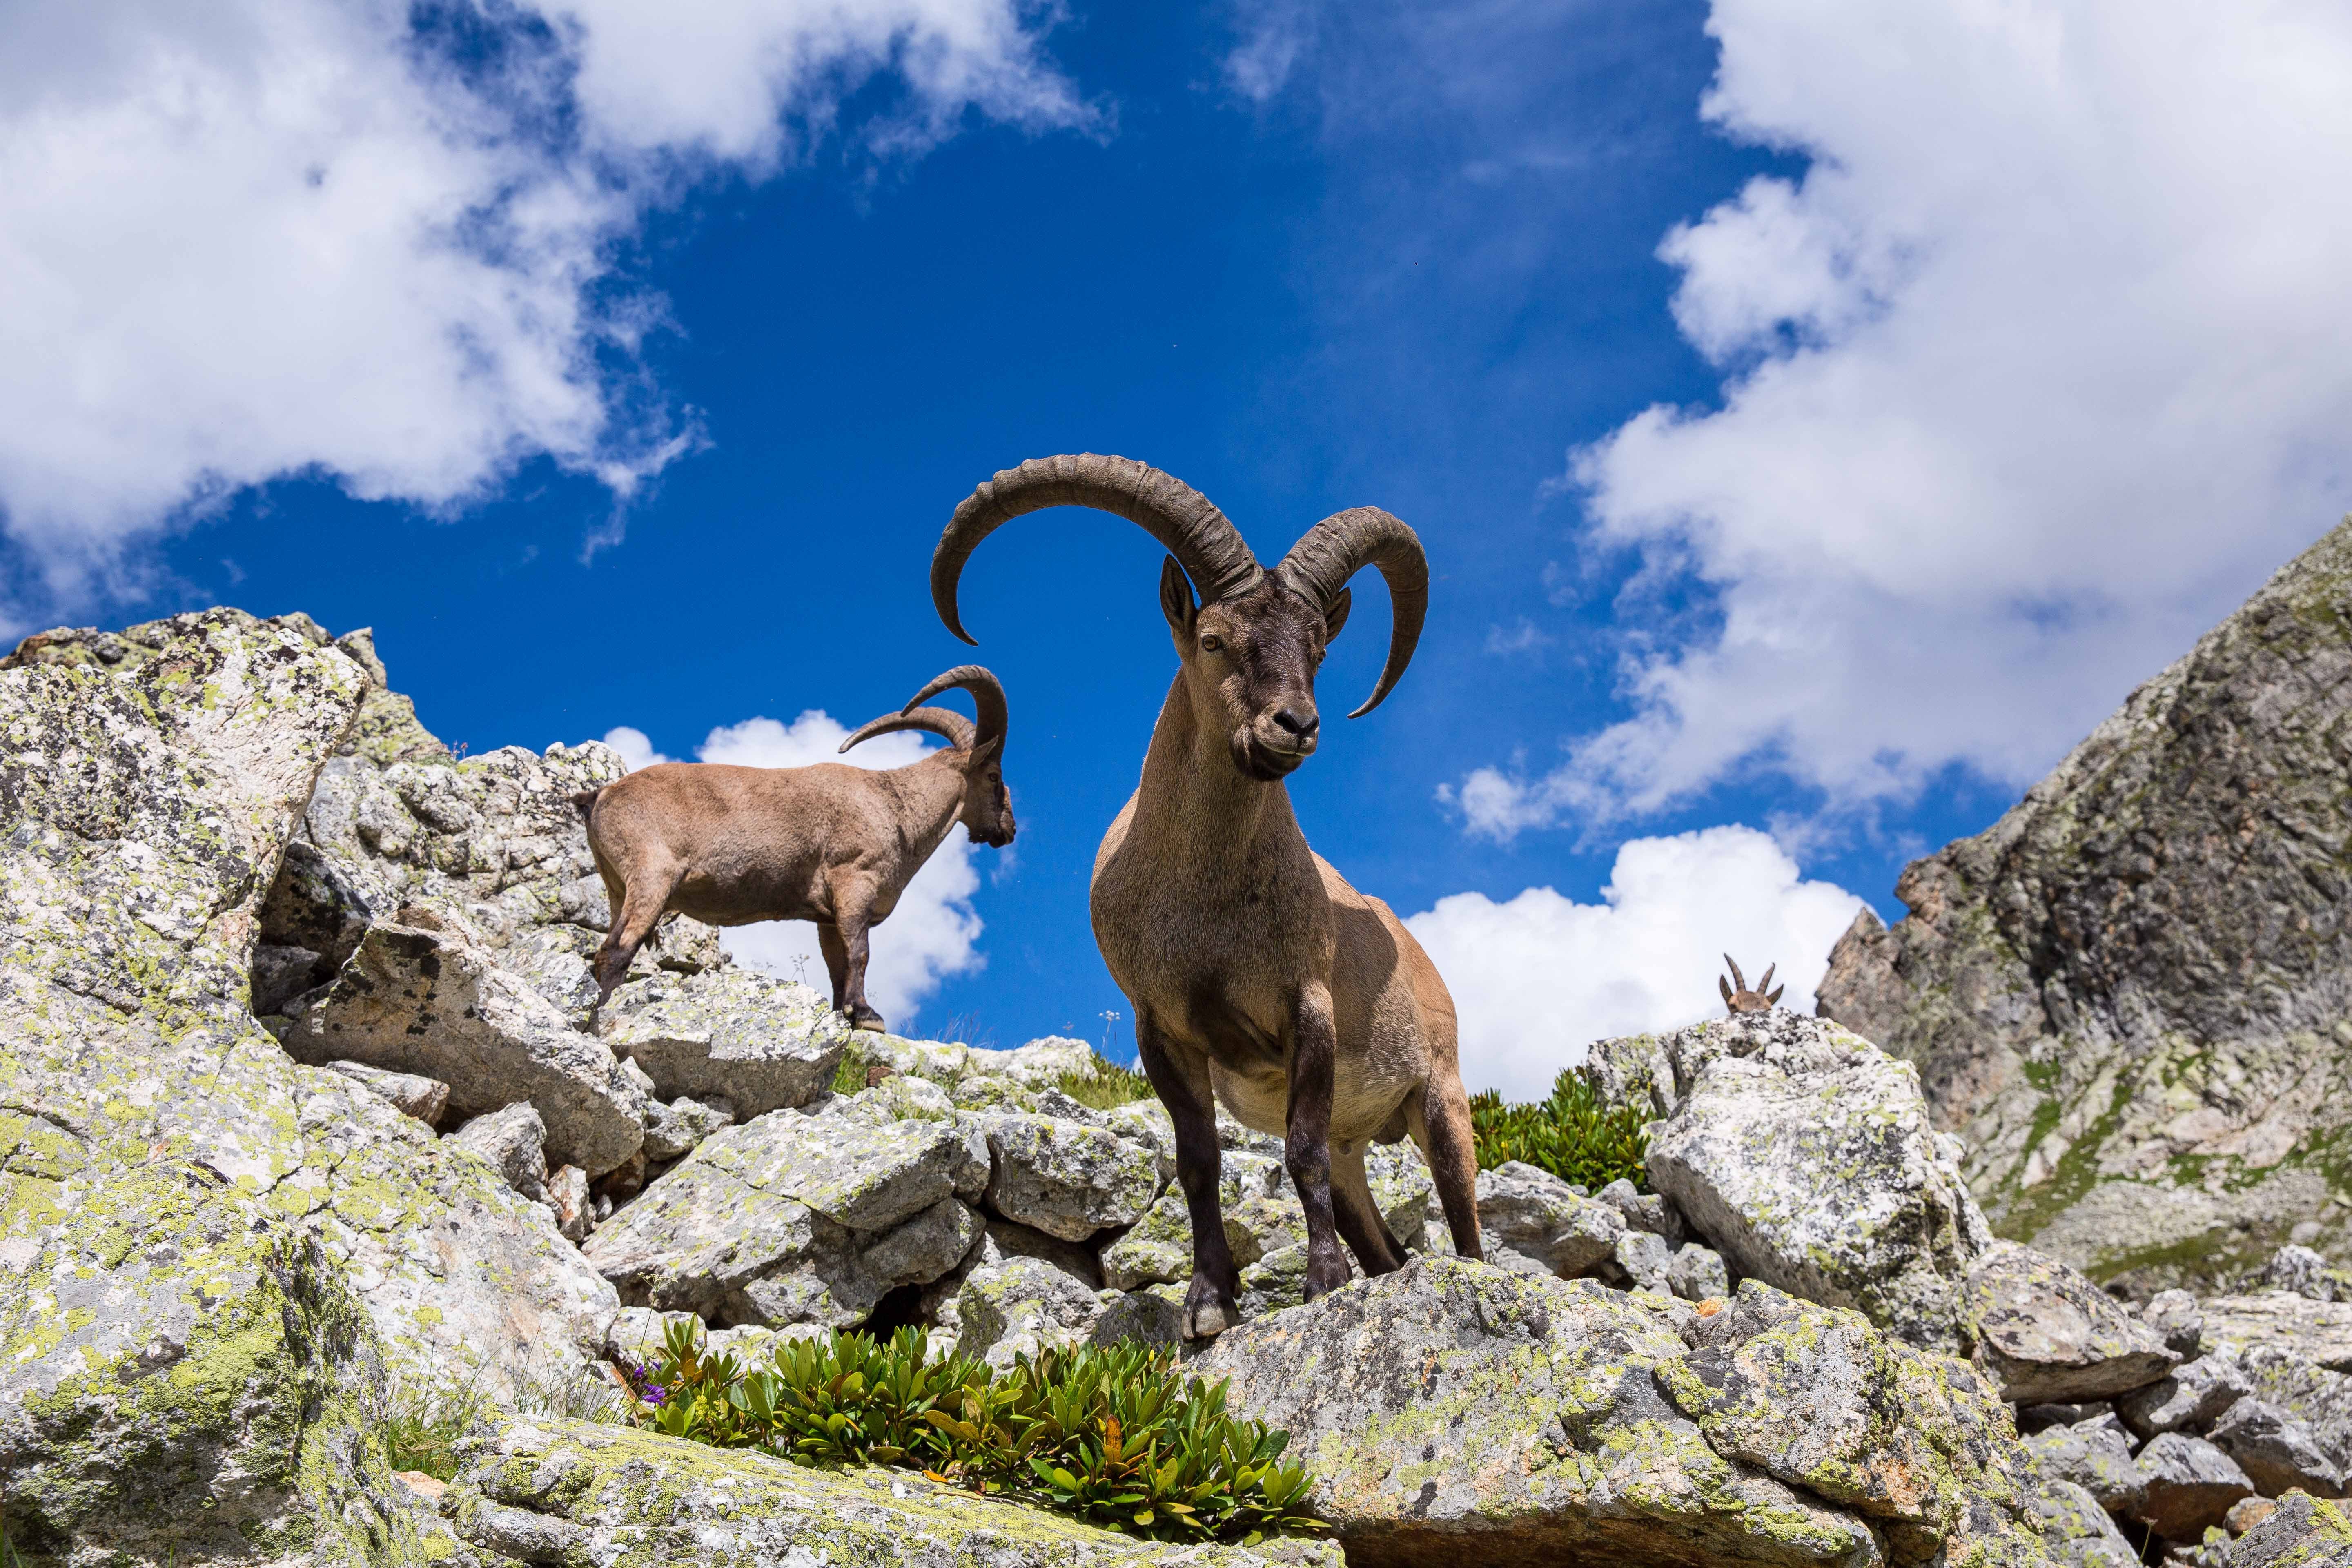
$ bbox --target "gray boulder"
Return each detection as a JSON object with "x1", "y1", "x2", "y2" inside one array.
[
  {"x1": 2231, "y1": 1490, "x2": 2352, "y2": 1568},
  {"x1": 1599, "y1": 1176, "x2": 1688, "y2": 1244},
  {"x1": 2263, "y1": 1245, "x2": 2352, "y2": 1303},
  {"x1": 601, "y1": 966, "x2": 847, "y2": 1118},
  {"x1": 1100, "y1": 1150, "x2": 1284, "y2": 1291},
  {"x1": 1615, "y1": 1228, "x2": 1673, "y2": 1293},
  {"x1": 1668, "y1": 1241, "x2": 1733, "y2": 1301},
  {"x1": 2135, "y1": 1433, "x2": 2255, "y2": 1542},
  {"x1": 321, "y1": 1058, "x2": 450, "y2": 1124},
  {"x1": 281, "y1": 912, "x2": 647, "y2": 1176},
  {"x1": 2203, "y1": 1293, "x2": 2352, "y2": 1372},
  {"x1": 440, "y1": 1415, "x2": 1342, "y2": 1568},
  {"x1": 1471, "y1": 1159, "x2": 1623, "y2": 1276},
  {"x1": 2022, "y1": 1416, "x2": 2149, "y2": 1518},
  {"x1": 951, "y1": 1258, "x2": 1116, "y2": 1369},
  {"x1": 1963, "y1": 1240, "x2": 2179, "y2": 1403},
  {"x1": 583, "y1": 1108, "x2": 987, "y2": 1326},
  {"x1": 2144, "y1": 1290, "x2": 2204, "y2": 1357},
  {"x1": 2119, "y1": 1356, "x2": 2252, "y2": 1440},
  {"x1": 2208, "y1": 1397, "x2": 2345, "y2": 1498},
  {"x1": 1195, "y1": 1258, "x2": 2044, "y2": 1567},
  {"x1": 980, "y1": 1110, "x2": 1165, "y2": 1242},
  {"x1": 1626, "y1": 1010, "x2": 1992, "y2": 1350},
  {"x1": 450, "y1": 1101, "x2": 551, "y2": 1204},
  {"x1": 2023, "y1": 1479, "x2": 2141, "y2": 1568},
  {"x1": 643, "y1": 1094, "x2": 734, "y2": 1162}
]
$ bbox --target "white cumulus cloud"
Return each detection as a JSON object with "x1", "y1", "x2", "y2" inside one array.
[
  {"x1": 0, "y1": 0, "x2": 1092, "y2": 626},
  {"x1": 1460, "y1": 0, "x2": 2352, "y2": 833},
  {"x1": 1405, "y1": 825, "x2": 1864, "y2": 1100},
  {"x1": 601, "y1": 711, "x2": 983, "y2": 1028}
]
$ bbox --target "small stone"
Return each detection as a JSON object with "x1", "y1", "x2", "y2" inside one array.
[
  {"x1": 395, "y1": 1471, "x2": 448, "y2": 1503},
  {"x1": 2226, "y1": 1496, "x2": 2278, "y2": 1535},
  {"x1": 2208, "y1": 1396, "x2": 2346, "y2": 1498},
  {"x1": 2136, "y1": 1432, "x2": 2256, "y2": 1543},
  {"x1": 548, "y1": 1164, "x2": 591, "y2": 1243},
  {"x1": 2023, "y1": 1414, "x2": 2151, "y2": 1518},
  {"x1": 1615, "y1": 1229, "x2": 1672, "y2": 1293},
  {"x1": 2229, "y1": 1492, "x2": 2352, "y2": 1568},
  {"x1": 2024, "y1": 1478, "x2": 2144, "y2": 1568},
  {"x1": 1597, "y1": 1177, "x2": 1687, "y2": 1244},
  {"x1": 252, "y1": 942, "x2": 327, "y2": 1016},
  {"x1": 2119, "y1": 1355, "x2": 2253, "y2": 1439},
  {"x1": 321, "y1": 1059, "x2": 450, "y2": 1125},
  {"x1": 2263, "y1": 1245, "x2": 2352, "y2": 1304},
  {"x1": 1666, "y1": 1242, "x2": 1731, "y2": 1302},
  {"x1": 450, "y1": 1102, "x2": 550, "y2": 1205},
  {"x1": 642, "y1": 1095, "x2": 733, "y2": 1162},
  {"x1": 2146, "y1": 1289, "x2": 2205, "y2": 1357}
]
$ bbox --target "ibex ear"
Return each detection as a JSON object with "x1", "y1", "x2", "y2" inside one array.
[
  {"x1": 970, "y1": 733, "x2": 1005, "y2": 766},
  {"x1": 1767, "y1": 984, "x2": 1784, "y2": 1005},
  {"x1": 1160, "y1": 555, "x2": 1197, "y2": 633},
  {"x1": 1719, "y1": 975, "x2": 1734, "y2": 1006},
  {"x1": 1323, "y1": 585, "x2": 1352, "y2": 644}
]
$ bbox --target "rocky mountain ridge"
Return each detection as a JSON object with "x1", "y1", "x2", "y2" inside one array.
[
  {"x1": 7, "y1": 605, "x2": 2352, "y2": 1567},
  {"x1": 1820, "y1": 515, "x2": 2352, "y2": 1294}
]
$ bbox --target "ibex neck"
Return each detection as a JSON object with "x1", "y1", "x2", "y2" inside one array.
[
  {"x1": 891, "y1": 747, "x2": 970, "y2": 850},
  {"x1": 1131, "y1": 673, "x2": 1290, "y2": 855}
]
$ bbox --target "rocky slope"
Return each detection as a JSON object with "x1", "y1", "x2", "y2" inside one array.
[{"x1": 1819, "y1": 515, "x2": 2352, "y2": 1294}]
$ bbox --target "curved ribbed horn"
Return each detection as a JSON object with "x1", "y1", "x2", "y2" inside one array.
[
  {"x1": 840, "y1": 706, "x2": 972, "y2": 755},
  {"x1": 933, "y1": 454, "x2": 1263, "y2": 644},
  {"x1": 901, "y1": 664, "x2": 1008, "y2": 753},
  {"x1": 1272, "y1": 506, "x2": 1428, "y2": 717},
  {"x1": 1723, "y1": 954, "x2": 1747, "y2": 992}
]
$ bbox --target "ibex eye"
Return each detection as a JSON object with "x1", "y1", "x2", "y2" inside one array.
[{"x1": 1200, "y1": 635, "x2": 1223, "y2": 653}]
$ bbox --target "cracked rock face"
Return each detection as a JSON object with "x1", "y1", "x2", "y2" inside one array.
[
  {"x1": 0, "y1": 611, "x2": 612, "y2": 1559},
  {"x1": 1195, "y1": 1257, "x2": 2045, "y2": 1568},
  {"x1": 1596, "y1": 1010, "x2": 1992, "y2": 1352},
  {"x1": 1816, "y1": 518, "x2": 2352, "y2": 1289},
  {"x1": 600, "y1": 967, "x2": 846, "y2": 1118}
]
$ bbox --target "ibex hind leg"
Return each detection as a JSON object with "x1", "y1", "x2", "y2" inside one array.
[
  {"x1": 592, "y1": 855, "x2": 680, "y2": 1004},
  {"x1": 1408, "y1": 1080, "x2": 1485, "y2": 1262},
  {"x1": 1330, "y1": 1142, "x2": 1408, "y2": 1276}
]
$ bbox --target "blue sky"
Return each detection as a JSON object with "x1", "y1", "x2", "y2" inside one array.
[{"x1": 6, "y1": 0, "x2": 2350, "y2": 1093}]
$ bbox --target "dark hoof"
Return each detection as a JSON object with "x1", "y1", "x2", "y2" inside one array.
[
  {"x1": 1300, "y1": 1256, "x2": 1352, "y2": 1303},
  {"x1": 845, "y1": 1007, "x2": 887, "y2": 1033},
  {"x1": 1183, "y1": 1276, "x2": 1239, "y2": 1340}
]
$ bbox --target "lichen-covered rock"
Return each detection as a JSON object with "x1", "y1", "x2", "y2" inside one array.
[
  {"x1": 1617, "y1": 1229, "x2": 1674, "y2": 1293},
  {"x1": 584, "y1": 1108, "x2": 987, "y2": 1326},
  {"x1": 643, "y1": 1094, "x2": 735, "y2": 1162},
  {"x1": 442, "y1": 1414, "x2": 1343, "y2": 1568},
  {"x1": 1669, "y1": 1243, "x2": 1733, "y2": 1302},
  {"x1": 2264, "y1": 1245, "x2": 2352, "y2": 1303},
  {"x1": 1815, "y1": 520, "x2": 2352, "y2": 1289},
  {"x1": 1623, "y1": 1010, "x2": 1992, "y2": 1351},
  {"x1": 981, "y1": 1111, "x2": 1166, "y2": 1242},
  {"x1": 450, "y1": 1101, "x2": 552, "y2": 1204},
  {"x1": 1964, "y1": 1240, "x2": 2178, "y2": 1403},
  {"x1": 2144, "y1": 1290, "x2": 2205, "y2": 1357},
  {"x1": 1101, "y1": 1151, "x2": 1285, "y2": 1291},
  {"x1": 2022, "y1": 1417, "x2": 2149, "y2": 1518},
  {"x1": 601, "y1": 967, "x2": 847, "y2": 1118},
  {"x1": 1195, "y1": 1255, "x2": 2048, "y2": 1568},
  {"x1": 1472, "y1": 1159, "x2": 1624, "y2": 1276},
  {"x1": 2202, "y1": 1294, "x2": 2352, "y2": 1373},
  {"x1": 2119, "y1": 1356, "x2": 2252, "y2": 1440},
  {"x1": 2234, "y1": 1344, "x2": 2352, "y2": 1481},
  {"x1": 2231, "y1": 1490, "x2": 2352, "y2": 1568},
  {"x1": 2022, "y1": 1479, "x2": 2140, "y2": 1568},
  {"x1": 952, "y1": 1256, "x2": 1106, "y2": 1368},
  {"x1": 321, "y1": 1057, "x2": 450, "y2": 1124},
  {"x1": 0, "y1": 610, "x2": 620, "y2": 1422},
  {"x1": 2208, "y1": 1397, "x2": 2346, "y2": 1498},
  {"x1": 282, "y1": 913, "x2": 646, "y2": 1175},
  {"x1": 1601, "y1": 1177, "x2": 1690, "y2": 1245},
  {"x1": 0, "y1": 1156, "x2": 426, "y2": 1567},
  {"x1": 2135, "y1": 1433, "x2": 2255, "y2": 1541}
]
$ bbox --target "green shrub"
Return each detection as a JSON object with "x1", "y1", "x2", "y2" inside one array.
[
  {"x1": 1470, "y1": 1068, "x2": 1648, "y2": 1192},
  {"x1": 381, "y1": 1380, "x2": 490, "y2": 1481},
  {"x1": 624, "y1": 1319, "x2": 1323, "y2": 1544},
  {"x1": 1055, "y1": 1051, "x2": 1157, "y2": 1111}
]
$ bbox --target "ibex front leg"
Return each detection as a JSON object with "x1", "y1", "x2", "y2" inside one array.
[
  {"x1": 1286, "y1": 989, "x2": 1351, "y2": 1302},
  {"x1": 825, "y1": 876, "x2": 888, "y2": 1033},
  {"x1": 1136, "y1": 1011, "x2": 1240, "y2": 1339}
]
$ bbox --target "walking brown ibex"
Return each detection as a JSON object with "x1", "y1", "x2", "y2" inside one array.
[
  {"x1": 573, "y1": 666, "x2": 1015, "y2": 1032},
  {"x1": 932, "y1": 453, "x2": 1483, "y2": 1338}
]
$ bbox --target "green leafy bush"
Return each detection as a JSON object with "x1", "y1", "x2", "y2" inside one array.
[
  {"x1": 1055, "y1": 1051, "x2": 1157, "y2": 1110},
  {"x1": 622, "y1": 1319, "x2": 1323, "y2": 1544},
  {"x1": 1470, "y1": 1068, "x2": 1649, "y2": 1192}
]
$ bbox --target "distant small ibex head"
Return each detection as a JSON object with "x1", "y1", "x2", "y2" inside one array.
[
  {"x1": 840, "y1": 664, "x2": 1016, "y2": 849},
  {"x1": 1719, "y1": 954, "x2": 1783, "y2": 1015}
]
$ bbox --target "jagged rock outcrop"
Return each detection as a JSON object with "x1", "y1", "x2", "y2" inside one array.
[
  {"x1": 1818, "y1": 517, "x2": 2352, "y2": 1290},
  {"x1": 1586, "y1": 1009, "x2": 1992, "y2": 1351},
  {"x1": 1197, "y1": 1258, "x2": 2049, "y2": 1568}
]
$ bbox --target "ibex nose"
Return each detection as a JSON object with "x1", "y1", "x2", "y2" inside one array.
[{"x1": 1272, "y1": 704, "x2": 1320, "y2": 742}]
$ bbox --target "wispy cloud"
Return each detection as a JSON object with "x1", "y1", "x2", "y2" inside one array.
[{"x1": 1451, "y1": 0, "x2": 2352, "y2": 836}]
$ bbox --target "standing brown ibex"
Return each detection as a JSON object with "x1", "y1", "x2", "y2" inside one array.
[
  {"x1": 933, "y1": 454, "x2": 1482, "y2": 1338},
  {"x1": 572, "y1": 666, "x2": 1014, "y2": 1031}
]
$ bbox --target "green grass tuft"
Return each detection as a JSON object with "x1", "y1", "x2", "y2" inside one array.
[
  {"x1": 380, "y1": 1356, "x2": 626, "y2": 1481},
  {"x1": 1055, "y1": 1051, "x2": 1157, "y2": 1110},
  {"x1": 1470, "y1": 1068, "x2": 1648, "y2": 1192},
  {"x1": 831, "y1": 1040, "x2": 875, "y2": 1097},
  {"x1": 624, "y1": 1319, "x2": 1323, "y2": 1543}
]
